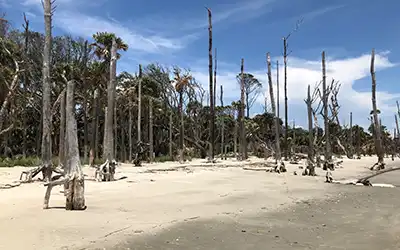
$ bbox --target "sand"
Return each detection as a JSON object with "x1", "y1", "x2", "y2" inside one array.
[{"x1": 0, "y1": 156, "x2": 398, "y2": 250}]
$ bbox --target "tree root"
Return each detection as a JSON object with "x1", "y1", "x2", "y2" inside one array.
[
  {"x1": 370, "y1": 161, "x2": 385, "y2": 171},
  {"x1": 19, "y1": 165, "x2": 45, "y2": 183},
  {"x1": 43, "y1": 177, "x2": 68, "y2": 209},
  {"x1": 0, "y1": 181, "x2": 21, "y2": 189},
  {"x1": 94, "y1": 159, "x2": 117, "y2": 182}
]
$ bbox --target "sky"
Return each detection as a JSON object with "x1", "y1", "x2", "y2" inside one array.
[{"x1": 2, "y1": 0, "x2": 400, "y2": 132}]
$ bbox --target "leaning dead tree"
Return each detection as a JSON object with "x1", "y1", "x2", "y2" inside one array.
[
  {"x1": 370, "y1": 48, "x2": 385, "y2": 170},
  {"x1": 267, "y1": 52, "x2": 285, "y2": 172},
  {"x1": 43, "y1": 80, "x2": 86, "y2": 210}
]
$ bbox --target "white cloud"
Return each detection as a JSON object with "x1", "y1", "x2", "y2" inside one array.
[
  {"x1": 190, "y1": 52, "x2": 399, "y2": 129},
  {"x1": 55, "y1": 11, "x2": 191, "y2": 54}
]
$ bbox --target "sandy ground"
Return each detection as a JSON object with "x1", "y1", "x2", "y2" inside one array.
[{"x1": 0, "y1": 156, "x2": 399, "y2": 250}]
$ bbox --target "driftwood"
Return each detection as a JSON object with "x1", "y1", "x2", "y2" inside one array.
[
  {"x1": 20, "y1": 165, "x2": 45, "y2": 183},
  {"x1": 95, "y1": 159, "x2": 117, "y2": 182},
  {"x1": 357, "y1": 166, "x2": 400, "y2": 185},
  {"x1": 0, "y1": 181, "x2": 21, "y2": 189}
]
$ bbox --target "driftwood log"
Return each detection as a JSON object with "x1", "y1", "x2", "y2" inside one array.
[{"x1": 95, "y1": 159, "x2": 117, "y2": 182}]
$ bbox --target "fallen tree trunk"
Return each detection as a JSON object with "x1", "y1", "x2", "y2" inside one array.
[{"x1": 357, "y1": 166, "x2": 400, "y2": 185}]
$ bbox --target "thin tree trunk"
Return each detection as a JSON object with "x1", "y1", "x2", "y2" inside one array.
[
  {"x1": 276, "y1": 60, "x2": 280, "y2": 118},
  {"x1": 214, "y1": 48, "x2": 217, "y2": 117},
  {"x1": 64, "y1": 80, "x2": 86, "y2": 210},
  {"x1": 220, "y1": 85, "x2": 224, "y2": 159},
  {"x1": 283, "y1": 38, "x2": 289, "y2": 160},
  {"x1": 149, "y1": 98, "x2": 154, "y2": 162},
  {"x1": 349, "y1": 112, "x2": 353, "y2": 158},
  {"x1": 178, "y1": 91, "x2": 184, "y2": 163},
  {"x1": 370, "y1": 48, "x2": 384, "y2": 165},
  {"x1": 103, "y1": 107, "x2": 108, "y2": 159},
  {"x1": 322, "y1": 51, "x2": 332, "y2": 163},
  {"x1": 59, "y1": 90, "x2": 66, "y2": 167},
  {"x1": 267, "y1": 52, "x2": 283, "y2": 170},
  {"x1": 207, "y1": 8, "x2": 215, "y2": 161},
  {"x1": 83, "y1": 100, "x2": 88, "y2": 164},
  {"x1": 113, "y1": 101, "x2": 117, "y2": 160},
  {"x1": 89, "y1": 89, "x2": 98, "y2": 166},
  {"x1": 138, "y1": 64, "x2": 142, "y2": 145},
  {"x1": 41, "y1": 0, "x2": 53, "y2": 181},
  {"x1": 395, "y1": 114, "x2": 399, "y2": 138},
  {"x1": 396, "y1": 101, "x2": 400, "y2": 136},
  {"x1": 306, "y1": 85, "x2": 315, "y2": 175},
  {"x1": 169, "y1": 112, "x2": 173, "y2": 159},
  {"x1": 239, "y1": 58, "x2": 246, "y2": 160},
  {"x1": 22, "y1": 13, "x2": 29, "y2": 158},
  {"x1": 128, "y1": 97, "x2": 133, "y2": 162},
  {"x1": 105, "y1": 38, "x2": 117, "y2": 161}
]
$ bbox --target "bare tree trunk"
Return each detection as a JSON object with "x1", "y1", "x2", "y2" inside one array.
[
  {"x1": 220, "y1": 84, "x2": 225, "y2": 159},
  {"x1": 22, "y1": 13, "x2": 29, "y2": 158},
  {"x1": 169, "y1": 112, "x2": 173, "y2": 159},
  {"x1": 276, "y1": 60, "x2": 280, "y2": 118},
  {"x1": 83, "y1": 100, "x2": 88, "y2": 164},
  {"x1": 239, "y1": 58, "x2": 247, "y2": 160},
  {"x1": 149, "y1": 98, "x2": 154, "y2": 163},
  {"x1": 64, "y1": 80, "x2": 86, "y2": 210},
  {"x1": 138, "y1": 64, "x2": 142, "y2": 144},
  {"x1": 178, "y1": 91, "x2": 184, "y2": 163},
  {"x1": 322, "y1": 51, "x2": 332, "y2": 164},
  {"x1": 59, "y1": 90, "x2": 66, "y2": 167},
  {"x1": 89, "y1": 89, "x2": 99, "y2": 166},
  {"x1": 267, "y1": 52, "x2": 284, "y2": 172},
  {"x1": 207, "y1": 8, "x2": 215, "y2": 161},
  {"x1": 283, "y1": 38, "x2": 289, "y2": 161},
  {"x1": 102, "y1": 107, "x2": 107, "y2": 159},
  {"x1": 234, "y1": 116, "x2": 237, "y2": 157},
  {"x1": 306, "y1": 85, "x2": 315, "y2": 175},
  {"x1": 214, "y1": 48, "x2": 217, "y2": 117},
  {"x1": 41, "y1": 0, "x2": 53, "y2": 182},
  {"x1": 113, "y1": 101, "x2": 117, "y2": 160},
  {"x1": 121, "y1": 120, "x2": 126, "y2": 162},
  {"x1": 349, "y1": 112, "x2": 353, "y2": 158},
  {"x1": 128, "y1": 97, "x2": 133, "y2": 162},
  {"x1": 396, "y1": 101, "x2": 400, "y2": 136},
  {"x1": 105, "y1": 38, "x2": 117, "y2": 161},
  {"x1": 370, "y1": 48, "x2": 384, "y2": 168}
]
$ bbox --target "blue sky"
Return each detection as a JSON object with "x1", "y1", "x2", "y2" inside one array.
[{"x1": 2, "y1": 0, "x2": 400, "y2": 131}]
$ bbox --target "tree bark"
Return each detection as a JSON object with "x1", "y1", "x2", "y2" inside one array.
[
  {"x1": 220, "y1": 84, "x2": 225, "y2": 159},
  {"x1": 322, "y1": 51, "x2": 332, "y2": 163},
  {"x1": 83, "y1": 100, "x2": 88, "y2": 164},
  {"x1": 169, "y1": 112, "x2": 173, "y2": 159},
  {"x1": 105, "y1": 37, "x2": 117, "y2": 161},
  {"x1": 370, "y1": 48, "x2": 384, "y2": 165},
  {"x1": 41, "y1": 0, "x2": 53, "y2": 182},
  {"x1": 178, "y1": 91, "x2": 184, "y2": 163},
  {"x1": 207, "y1": 8, "x2": 215, "y2": 161},
  {"x1": 59, "y1": 89, "x2": 66, "y2": 167},
  {"x1": 349, "y1": 112, "x2": 353, "y2": 158},
  {"x1": 103, "y1": 107, "x2": 108, "y2": 159}
]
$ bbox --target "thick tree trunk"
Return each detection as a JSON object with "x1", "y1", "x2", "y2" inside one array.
[
  {"x1": 178, "y1": 91, "x2": 184, "y2": 163},
  {"x1": 104, "y1": 38, "x2": 117, "y2": 161},
  {"x1": 267, "y1": 52, "x2": 284, "y2": 172},
  {"x1": 89, "y1": 89, "x2": 99, "y2": 166},
  {"x1": 370, "y1": 48, "x2": 384, "y2": 167},
  {"x1": 283, "y1": 38, "x2": 289, "y2": 161},
  {"x1": 41, "y1": 0, "x2": 53, "y2": 182},
  {"x1": 64, "y1": 80, "x2": 86, "y2": 210},
  {"x1": 239, "y1": 58, "x2": 247, "y2": 160},
  {"x1": 322, "y1": 51, "x2": 332, "y2": 164},
  {"x1": 207, "y1": 8, "x2": 215, "y2": 161},
  {"x1": 102, "y1": 107, "x2": 107, "y2": 159},
  {"x1": 113, "y1": 101, "x2": 117, "y2": 160},
  {"x1": 59, "y1": 89, "x2": 66, "y2": 167},
  {"x1": 149, "y1": 98, "x2": 154, "y2": 162}
]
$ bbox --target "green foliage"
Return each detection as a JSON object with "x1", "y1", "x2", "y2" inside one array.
[{"x1": 0, "y1": 157, "x2": 41, "y2": 168}]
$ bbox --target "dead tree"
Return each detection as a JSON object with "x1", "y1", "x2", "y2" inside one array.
[
  {"x1": 282, "y1": 18, "x2": 303, "y2": 161},
  {"x1": 149, "y1": 97, "x2": 154, "y2": 163},
  {"x1": 321, "y1": 51, "x2": 333, "y2": 170},
  {"x1": 59, "y1": 89, "x2": 66, "y2": 166},
  {"x1": 207, "y1": 7, "x2": 215, "y2": 161},
  {"x1": 276, "y1": 60, "x2": 280, "y2": 119},
  {"x1": 304, "y1": 85, "x2": 316, "y2": 176},
  {"x1": 220, "y1": 84, "x2": 226, "y2": 160},
  {"x1": 239, "y1": 59, "x2": 247, "y2": 160},
  {"x1": 137, "y1": 64, "x2": 142, "y2": 148},
  {"x1": 267, "y1": 52, "x2": 285, "y2": 172},
  {"x1": 43, "y1": 80, "x2": 86, "y2": 210},
  {"x1": 41, "y1": 0, "x2": 54, "y2": 182},
  {"x1": 370, "y1": 48, "x2": 385, "y2": 170}
]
